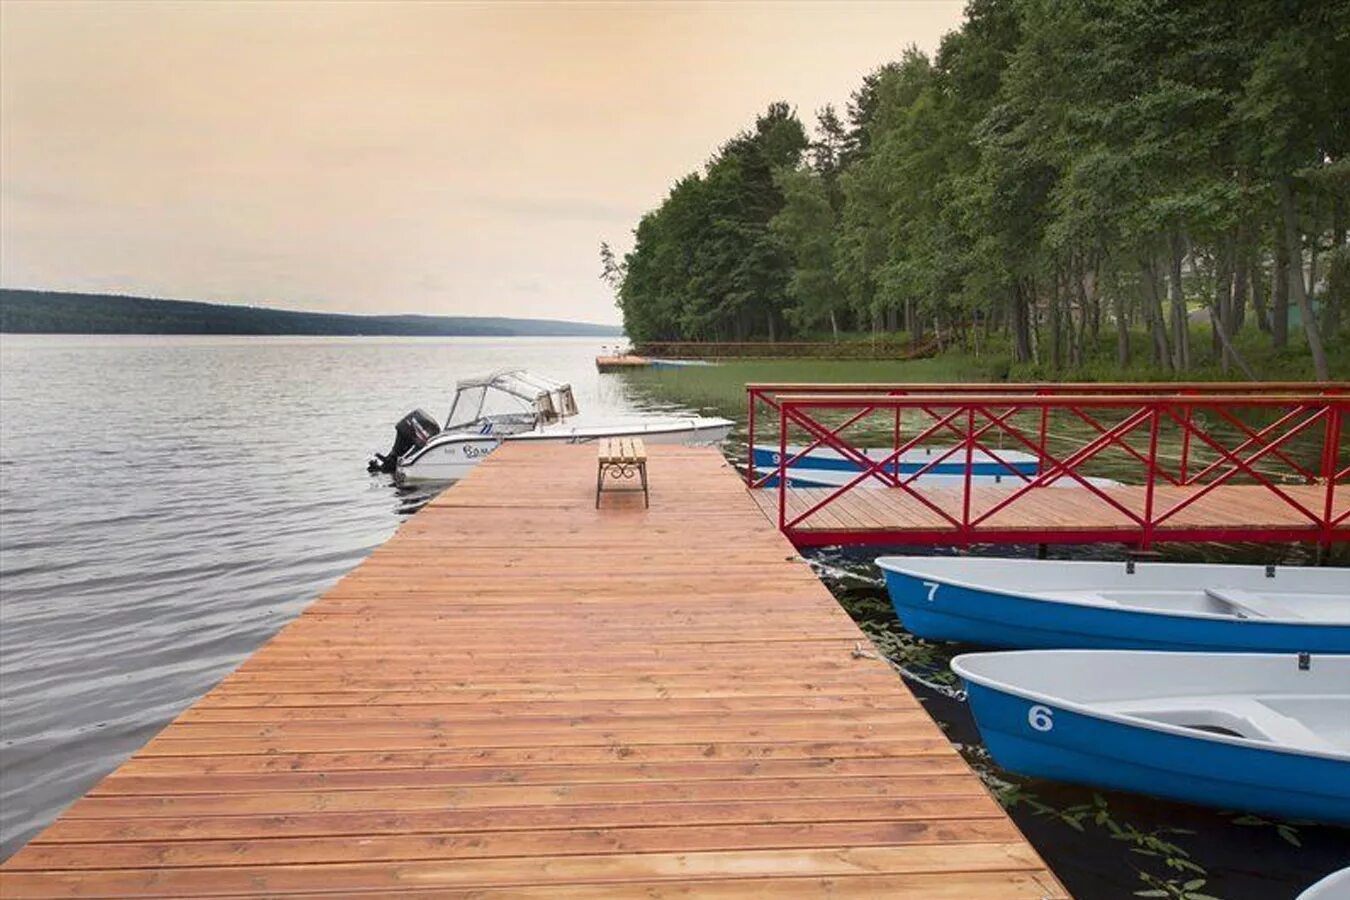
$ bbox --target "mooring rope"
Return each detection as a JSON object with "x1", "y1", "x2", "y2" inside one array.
[
  {"x1": 852, "y1": 641, "x2": 967, "y2": 701},
  {"x1": 797, "y1": 557, "x2": 885, "y2": 586}
]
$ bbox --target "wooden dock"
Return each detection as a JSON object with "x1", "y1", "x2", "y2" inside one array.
[
  {"x1": 750, "y1": 483, "x2": 1338, "y2": 547},
  {"x1": 1, "y1": 444, "x2": 1065, "y2": 898},
  {"x1": 595, "y1": 354, "x2": 652, "y2": 372}
]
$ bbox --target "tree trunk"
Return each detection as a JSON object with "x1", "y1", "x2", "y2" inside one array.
[
  {"x1": 1232, "y1": 245, "x2": 1248, "y2": 333},
  {"x1": 1168, "y1": 231, "x2": 1190, "y2": 371},
  {"x1": 1010, "y1": 284, "x2": 1033, "y2": 364},
  {"x1": 1273, "y1": 226, "x2": 1290, "y2": 349},
  {"x1": 1029, "y1": 276, "x2": 1041, "y2": 366},
  {"x1": 1324, "y1": 198, "x2": 1345, "y2": 338},
  {"x1": 1276, "y1": 178, "x2": 1330, "y2": 380},
  {"x1": 1072, "y1": 261, "x2": 1091, "y2": 368},
  {"x1": 1049, "y1": 268, "x2": 1064, "y2": 371},
  {"x1": 1114, "y1": 281, "x2": 1130, "y2": 368},
  {"x1": 1207, "y1": 298, "x2": 1259, "y2": 380},
  {"x1": 1250, "y1": 258, "x2": 1272, "y2": 333},
  {"x1": 1139, "y1": 255, "x2": 1172, "y2": 370},
  {"x1": 1214, "y1": 239, "x2": 1234, "y2": 373},
  {"x1": 829, "y1": 310, "x2": 840, "y2": 342}
]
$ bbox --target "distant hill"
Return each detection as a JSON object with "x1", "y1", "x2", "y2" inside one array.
[{"x1": 0, "y1": 290, "x2": 624, "y2": 337}]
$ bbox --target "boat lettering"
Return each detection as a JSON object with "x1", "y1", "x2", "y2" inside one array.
[
  {"x1": 463, "y1": 444, "x2": 492, "y2": 459},
  {"x1": 1028, "y1": 704, "x2": 1054, "y2": 732},
  {"x1": 923, "y1": 581, "x2": 940, "y2": 602}
]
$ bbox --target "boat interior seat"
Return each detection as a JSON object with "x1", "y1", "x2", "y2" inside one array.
[
  {"x1": 1203, "y1": 587, "x2": 1304, "y2": 620},
  {"x1": 1101, "y1": 695, "x2": 1338, "y2": 754}
]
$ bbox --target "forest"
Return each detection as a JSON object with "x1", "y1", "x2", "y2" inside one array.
[
  {"x1": 605, "y1": 0, "x2": 1350, "y2": 378},
  {"x1": 0, "y1": 290, "x2": 621, "y2": 337}
]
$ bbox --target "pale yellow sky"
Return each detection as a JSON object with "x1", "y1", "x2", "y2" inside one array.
[{"x1": 1, "y1": 0, "x2": 965, "y2": 324}]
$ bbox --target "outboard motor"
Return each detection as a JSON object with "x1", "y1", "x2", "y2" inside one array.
[{"x1": 368, "y1": 409, "x2": 441, "y2": 474}]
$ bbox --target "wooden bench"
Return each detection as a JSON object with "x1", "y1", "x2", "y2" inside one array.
[{"x1": 597, "y1": 437, "x2": 648, "y2": 507}]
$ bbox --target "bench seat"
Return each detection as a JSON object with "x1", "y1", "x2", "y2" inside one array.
[{"x1": 597, "y1": 438, "x2": 648, "y2": 507}]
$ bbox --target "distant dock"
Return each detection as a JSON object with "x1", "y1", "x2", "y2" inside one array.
[
  {"x1": 0, "y1": 444, "x2": 1064, "y2": 897},
  {"x1": 595, "y1": 353, "x2": 652, "y2": 372},
  {"x1": 595, "y1": 355, "x2": 717, "y2": 372}
]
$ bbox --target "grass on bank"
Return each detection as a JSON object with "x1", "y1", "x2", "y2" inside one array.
[{"x1": 622, "y1": 325, "x2": 1349, "y2": 420}]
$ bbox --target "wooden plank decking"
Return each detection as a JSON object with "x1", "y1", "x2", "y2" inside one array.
[
  {"x1": 0, "y1": 444, "x2": 1065, "y2": 898},
  {"x1": 751, "y1": 482, "x2": 1339, "y2": 546}
]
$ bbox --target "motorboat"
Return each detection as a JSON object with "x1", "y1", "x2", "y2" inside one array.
[
  {"x1": 877, "y1": 558, "x2": 1350, "y2": 653},
  {"x1": 369, "y1": 369, "x2": 733, "y2": 484},
  {"x1": 952, "y1": 649, "x2": 1350, "y2": 824}
]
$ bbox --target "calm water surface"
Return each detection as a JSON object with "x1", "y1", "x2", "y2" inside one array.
[
  {"x1": 0, "y1": 335, "x2": 657, "y2": 857},
  {"x1": 2, "y1": 336, "x2": 1347, "y2": 900}
]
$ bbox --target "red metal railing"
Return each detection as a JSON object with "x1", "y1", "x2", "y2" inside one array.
[
  {"x1": 759, "y1": 390, "x2": 1349, "y2": 549},
  {"x1": 745, "y1": 382, "x2": 1349, "y2": 490}
]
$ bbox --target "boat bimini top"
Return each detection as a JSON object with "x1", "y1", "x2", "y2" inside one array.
[{"x1": 446, "y1": 369, "x2": 579, "y2": 433}]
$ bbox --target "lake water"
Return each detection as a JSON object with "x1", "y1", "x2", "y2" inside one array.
[
  {"x1": 0, "y1": 335, "x2": 649, "y2": 858},
  {"x1": 1, "y1": 335, "x2": 1346, "y2": 898}
]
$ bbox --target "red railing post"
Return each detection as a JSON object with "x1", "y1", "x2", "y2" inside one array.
[
  {"x1": 1141, "y1": 403, "x2": 1162, "y2": 550},
  {"x1": 1036, "y1": 405, "x2": 1050, "y2": 477},
  {"x1": 777, "y1": 398, "x2": 789, "y2": 531},
  {"x1": 893, "y1": 407, "x2": 902, "y2": 479},
  {"x1": 1180, "y1": 407, "x2": 1193, "y2": 485},
  {"x1": 962, "y1": 405, "x2": 976, "y2": 532},
  {"x1": 1322, "y1": 402, "x2": 1343, "y2": 546},
  {"x1": 746, "y1": 387, "x2": 757, "y2": 486}
]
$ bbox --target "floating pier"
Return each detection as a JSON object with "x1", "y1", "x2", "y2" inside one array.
[
  {"x1": 0, "y1": 444, "x2": 1064, "y2": 898},
  {"x1": 747, "y1": 386, "x2": 1349, "y2": 549},
  {"x1": 595, "y1": 354, "x2": 651, "y2": 372}
]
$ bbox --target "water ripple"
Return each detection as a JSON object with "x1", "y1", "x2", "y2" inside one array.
[{"x1": 0, "y1": 335, "x2": 630, "y2": 858}]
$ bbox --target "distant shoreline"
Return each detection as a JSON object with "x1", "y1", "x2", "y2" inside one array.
[{"x1": 0, "y1": 289, "x2": 624, "y2": 338}]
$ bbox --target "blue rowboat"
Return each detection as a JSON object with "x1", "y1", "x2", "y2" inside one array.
[
  {"x1": 755, "y1": 467, "x2": 1119, "y2": 491},
  {"x1": 1299, "y1": 867, "x2": 1350, "y2": 899},
  {"x1": 877, "y1": 558, "x2": 1350, "y2": 653},
  {"x1": 952, "y1": 650, "x2": 1350, "y2": 824},
  {"x1": 647, "y1": 358, "x2": 716, "y2": 369},
  {"x1": 751, "y1": 444, "x2": 1039, "y2": 477}
]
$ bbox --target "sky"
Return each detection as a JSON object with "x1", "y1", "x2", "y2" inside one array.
[{"x1": 1, "y1": 0, "x2": 966, "y2": 325}]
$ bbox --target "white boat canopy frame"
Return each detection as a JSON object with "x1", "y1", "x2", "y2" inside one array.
[{"x1": 446, "y1": 369, "x2": 579, "y2": 430}]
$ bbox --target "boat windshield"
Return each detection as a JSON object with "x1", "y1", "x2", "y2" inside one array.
[{"x1": 445, "y1": 370, "x2": 577, "y2": 432}]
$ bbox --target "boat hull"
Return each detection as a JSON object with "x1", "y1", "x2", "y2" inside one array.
[
  {"x1": 398, "y1": 419, "x2": 732, "y2": 484},
  {"x1": 752, "y1": 444, "x2": 1039, "y2": 477},
  {"x1": 880, "y1": 563, "x2": 1350, "y2": 653},
  {"x1": 756, "y1": 468, "x2": 1119, "y2": 491},
  {"x1": 1298, "y1": 867, "x2": 1350, "y2": 900},
  {"x1": 961, "y1": 677, "x2": 1350, "y2": 824}
]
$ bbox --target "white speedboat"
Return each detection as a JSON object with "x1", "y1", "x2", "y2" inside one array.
[{"x1": 369, "y1": 369, "x2": 733, "y2": 484}]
